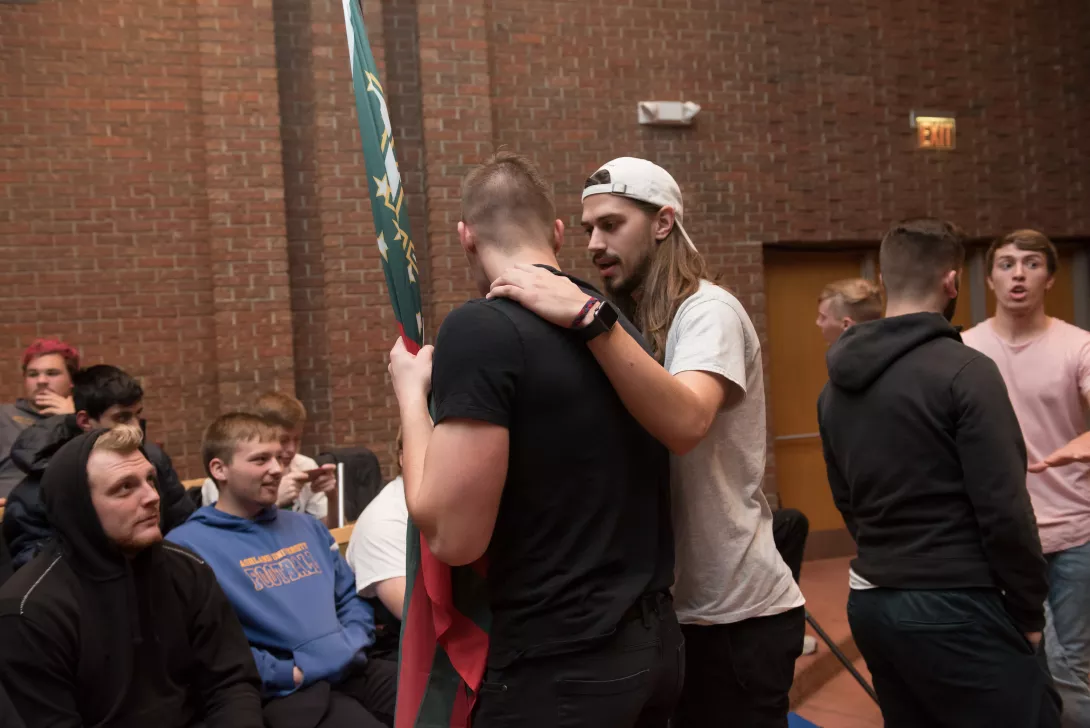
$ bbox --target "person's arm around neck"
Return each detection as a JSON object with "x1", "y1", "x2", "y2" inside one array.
[
  {"x1": 586, "y1": 325, "x2": 727, "y2": 455},
  {"x1": 488, "y1": 263, "x2": 727, "y2": 455}
]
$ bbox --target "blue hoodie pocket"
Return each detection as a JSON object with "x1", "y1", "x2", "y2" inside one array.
[{"x1": 293, "y1": 628, "x2": 367, "y2": 686}]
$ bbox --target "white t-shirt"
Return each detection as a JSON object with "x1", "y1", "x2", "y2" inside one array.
[
  {"x1": 200, "y1": 452, "x2": 328, "y2": 520},
  {"x1": 666, "y1": 281, "x2": 805, "y2": 625},
  {"x1": 345, "y1": 476, "x2": 408, "y2": 597}
]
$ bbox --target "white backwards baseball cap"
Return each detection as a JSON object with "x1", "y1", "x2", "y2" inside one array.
[{"x1": 581, "y1": 157, "x2": 698, "y2": 253}]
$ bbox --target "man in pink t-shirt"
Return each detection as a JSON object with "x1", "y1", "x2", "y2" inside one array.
[{"x1": 963, "y1": 230, "x2": 1090, "y2": 728}]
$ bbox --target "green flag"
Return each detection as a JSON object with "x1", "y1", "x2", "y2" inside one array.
[
  {"x1": 340, "y1": 3, "x2": 490, "y2": 726},
  {"x1": 341, "y1": 0, "x2": 423, "y2": 350}
]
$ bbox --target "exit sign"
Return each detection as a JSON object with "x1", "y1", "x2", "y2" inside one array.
[{"x1": 911, "y1": 111, "x2": 956, "y2": 150}]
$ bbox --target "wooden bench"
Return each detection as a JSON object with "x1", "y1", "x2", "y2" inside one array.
[{"x1": 330, "y1": 523, "x2": 354, "y2": 555}]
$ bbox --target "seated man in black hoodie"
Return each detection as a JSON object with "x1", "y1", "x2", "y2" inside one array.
[
  {"x1": 818, "y1": 218, "x2": 1059, "y2": 728},
  {"x1": 0, "y1": 424, "x2": 262, "y2": 727},
  {"x1": 3, "y1": 364, "x2": 194, "y2": 572}
]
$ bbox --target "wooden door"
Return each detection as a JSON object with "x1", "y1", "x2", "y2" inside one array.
[{"x1": 764, "y1": 250, "x2": 867, "y2": 541}]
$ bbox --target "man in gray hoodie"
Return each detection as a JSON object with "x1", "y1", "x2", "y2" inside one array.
[{"x1": 0, "y1": 339, "x2": 79, "y2": 498}]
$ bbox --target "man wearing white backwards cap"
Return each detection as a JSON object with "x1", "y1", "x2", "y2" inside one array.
[{"x1": 489, "y1": 157, "x2": 806, "y2": 727}]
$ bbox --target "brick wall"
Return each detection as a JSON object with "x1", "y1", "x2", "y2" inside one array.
[{"x1": 2, "y1": 0, "x2": 1088, "y2": 486}]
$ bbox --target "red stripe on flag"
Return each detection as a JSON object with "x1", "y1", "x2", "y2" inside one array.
[
  {"x1": 396, "y1": 550, "x2": 438, "y2": 728},
  {"x1": 398, "y1": 324, "x2": 421, "y2": 356},
  {"x1": 394, "y1": 322, "x2": 489, "y2": 726}
]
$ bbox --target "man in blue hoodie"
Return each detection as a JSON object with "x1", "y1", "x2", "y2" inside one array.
[{"x1": 167, "y1": 412, "x2": 397, "y2": 728}]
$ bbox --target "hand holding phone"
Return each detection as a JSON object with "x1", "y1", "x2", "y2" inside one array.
[{"x1": 305, "y1": 464, "x2": 337, "y2": 494}]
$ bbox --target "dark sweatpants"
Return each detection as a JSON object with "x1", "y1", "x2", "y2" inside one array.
[
  {"x1": 848, "y1": 587, "x2": 1061, "y2": 728},
  {"x1": 262, "y1": 657, "x2": 398, "y2": 728}
]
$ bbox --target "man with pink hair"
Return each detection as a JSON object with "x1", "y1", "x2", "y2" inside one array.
[{"x1": 0, "y1": 339, "x2": 80, "y2": 498}]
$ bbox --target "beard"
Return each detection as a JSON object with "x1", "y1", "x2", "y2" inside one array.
[{"x1": 602, "y1": 248, "x2": 653, "y2": 324}]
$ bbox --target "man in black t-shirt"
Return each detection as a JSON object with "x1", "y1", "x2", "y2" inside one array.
[{"x1": 388, "y1": 152, "x2": 681, "y2": 728}]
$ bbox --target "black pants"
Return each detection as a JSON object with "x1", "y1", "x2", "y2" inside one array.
[
  {"x1": 848, "y1": 588, "x2": 1061, "y2": 728},
  {"x1": 674, "y1": 606, "x2": 805, "y2": 728},
  {"x1": 771, "y1": 508, "x2": 809, "y2": 583},
  {"x1": 473, "y1": 594, "x2": 684, "y2": 728},
  {"x1": 262, "y1": 657, "x2": 398, "y2": 728}
]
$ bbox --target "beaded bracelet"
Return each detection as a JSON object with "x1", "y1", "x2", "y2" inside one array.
[{"x1": 571, "y1": 297, "x2": 598, "y2": 329}]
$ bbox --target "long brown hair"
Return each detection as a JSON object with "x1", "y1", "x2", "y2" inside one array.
[{"x1": 631, "y1": 200, "x2": 709, "y2": 362}]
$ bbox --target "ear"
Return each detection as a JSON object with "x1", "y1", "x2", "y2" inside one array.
[
  {"x1": 842, "y1": 317, "x2": 855, "y2": 331},
  {"x1": 941, "y1": 270, "x2": 958, "y2": 299},
  {"x1": 653, "y1": 207, "x2": 676, "y2": 242},
  {"x1": 551, "y1": 219, "x2": 565, "y2": 255},
  {"x1": 75, "y1": 411, "x2": 93, "y2": 432},
  {"x1": 458, "y1": 221, "x2": 475, "y2": 255},
  {"x1": 208, "y1": 458, "x2": 229, "y2": 485},
  {"x1": 1045, "y1": 273, "x2": 1055, "y2": 292}
]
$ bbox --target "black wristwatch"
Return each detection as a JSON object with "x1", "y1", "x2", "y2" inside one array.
[{"x1": 576, "y1": 300, "x2": 619, "y2": 342}]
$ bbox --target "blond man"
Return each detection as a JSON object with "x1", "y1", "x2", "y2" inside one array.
[
  {"x1": 816, "y1": 278, "x2": 883, "y2": 345},
  {"x1": 0, "y1": 425, "x2": 261, "y2": 727},
  {"x1": 201, "y1": 391, "x2": 334, "y2": 522}
]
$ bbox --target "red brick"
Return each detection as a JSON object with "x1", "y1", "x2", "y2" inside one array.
[{"x1": 2, "y1": 0, "x2": 1087, "y2": 489}]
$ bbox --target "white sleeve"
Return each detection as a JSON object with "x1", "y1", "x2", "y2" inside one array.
[
  {"x1": 200, "y1": 478, "x2": 218, "y2": 507},
  {"x1": 298, "y1": 488, "x2": 328, "y2": 520},
  {"x1": 666, "y1": 298, "x2": 748, "y2": 393},
  {"x1": 345, "y1": 486, "x2": 409, "y2": 597}
]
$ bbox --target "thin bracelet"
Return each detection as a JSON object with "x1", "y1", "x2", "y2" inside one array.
[{"x1": 571, "y1": 297, "x2": 598, "y2": 328}]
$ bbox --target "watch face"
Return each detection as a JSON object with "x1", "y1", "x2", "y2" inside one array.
[{"x1": 599, "y1": 301, "x2": 618, "y2": 328}]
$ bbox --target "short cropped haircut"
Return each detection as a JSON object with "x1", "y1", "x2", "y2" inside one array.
[
  {"x1": 92, "y1": 423, "x2": 145, "y2": 457},
  {"x1": 201, "y1": 412, "x2": 281, "y2": 480},
  {"x1": 254, "y1": 391, "x2": 307, "y2": 430},
  {"x1": 73, "y1": 365, "x2": 144, "y2": 421},
  {"x1": 879, "y1": 218, "x2": 966, "y2": 300},
  {"x1": 986, "y1": 229, "x2": 1058, "y2": 277},
  {"x1": 819, "y1": 278, "x2": 884, "y2": 323},
  {"x1": 461, "y1": 152, "x2": 555, "y2": 248}
]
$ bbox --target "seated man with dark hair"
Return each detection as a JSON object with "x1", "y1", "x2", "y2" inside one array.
[
  {"x1": 2, "y1": 364, "x2": 194, "y2": 571},
  {"x1": 0, "y1": 425, "x2": 262, "y2": 727},
  {"x1": 168, "y1": 413, "x2": 396, "y2": 728}
]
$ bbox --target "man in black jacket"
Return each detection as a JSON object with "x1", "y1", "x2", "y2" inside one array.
[
  {"x1": 0, "y1": 424, "x2": 262, "y2": 727},
  {"x1": 818, "y1": 218, "x2": 1060, "y2": 728},
  {"x1": 2, "y1": 364, "x2": 194, "y2": 572}
]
